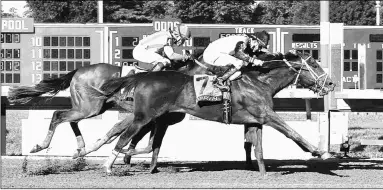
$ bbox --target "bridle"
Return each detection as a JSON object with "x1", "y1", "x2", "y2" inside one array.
[{"x1": 280, "y1": 55, "x2": 329, "y2": 94}]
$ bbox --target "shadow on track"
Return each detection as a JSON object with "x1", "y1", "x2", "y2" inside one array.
[{"x1": 111, "y1": 158, "x2": 383, "y2": 177}]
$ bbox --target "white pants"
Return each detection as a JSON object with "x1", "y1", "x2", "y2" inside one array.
[
  {"x1": 203, "y1": 49, "x2": 245, "y2": 70},
  {"x1": 133, "y1": 45, "x2": 169, "y2": 66}
]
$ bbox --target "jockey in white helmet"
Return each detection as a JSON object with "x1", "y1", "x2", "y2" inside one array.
[
  {"x1": 133, "y1": 24, "x2": 192, "y2": 71},
  {"x1": 203, "y1": 31, "x2": 270, "y2": 88}
]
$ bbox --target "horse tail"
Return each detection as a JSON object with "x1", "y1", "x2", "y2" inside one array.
[{"x1": 7, "y1": 69, "x2": 78, "y2": 104}]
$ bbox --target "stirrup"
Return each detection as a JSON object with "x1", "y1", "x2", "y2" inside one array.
[{"x1": 214, "y1": 79, "x2": 230, "y2": 92}]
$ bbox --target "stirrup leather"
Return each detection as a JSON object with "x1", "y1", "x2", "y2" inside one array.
[{"x1": 222, "y1": 91, "x2": 232, "y2": 124}]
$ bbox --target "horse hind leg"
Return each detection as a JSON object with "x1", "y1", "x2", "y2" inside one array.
[
  {"x1": 122, "y1": 120, "x2": 155, "y2": 166},
  {"x1": 70, "y1": 121, "x2": 86, "y2": 154},
  {"x1": 30, "y1": 109, "x2": 86, "y2": 153},
  {"x1": 103, "y1": 112, "x2": 153, "y2": 174},
  {"x1": 244, "y1": 124, "x2": 255, "y2": 170},
  {"x1": 148, "y1": 123, "x2": 169, "y2": 174},
  {"x1": 245, "y1": 124, "x2": 266, "y2": 176},
  {"x1": 73, "y1": 113, "x2": 135, "y2": 158}
]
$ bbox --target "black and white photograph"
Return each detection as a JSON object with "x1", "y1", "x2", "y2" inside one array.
[{"x1": 1, "y1": 0, "x2": 383, "y2": 189}]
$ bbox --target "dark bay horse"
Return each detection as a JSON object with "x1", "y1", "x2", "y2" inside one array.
[
  {"x1": 7, "y1": 31, "x2": 273, "y2": 172},
  {"x1": 86, "y1": 51, "x2": 335, "y2": 176},
  {"x1": 6, "y1": 57, "x2": 255, "y2": 170}
]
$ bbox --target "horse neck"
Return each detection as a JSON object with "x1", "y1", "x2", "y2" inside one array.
[{"x1": 254, "y1": 67, "x2": 298, "y2": 96}]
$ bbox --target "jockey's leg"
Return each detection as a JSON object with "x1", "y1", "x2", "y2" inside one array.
[
  {"x1": 151, "y1": 62, "x2": 166, "y2": 72},
  {"x1": 214, "y1": 55, "x2": 244, "y2": 88},
  {"x1": 228, "y1": 70, "x2": 242, "y2": 81},
  {"x1": 133, "y1": 46, "x2": 166, "y2": 71},
  {"x1": 218, "y1": 65, "x2": 239, "y2": 82}
]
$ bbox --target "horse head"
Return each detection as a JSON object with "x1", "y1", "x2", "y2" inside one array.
[{"x1": 283, "y1": 50, "x2": 335, "y2": 96}]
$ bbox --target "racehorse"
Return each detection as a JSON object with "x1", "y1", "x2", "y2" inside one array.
[
  {"x1": 85, "y1": 51, "x2": 335, "y2": 176},
  {"x1": 6, "y1": 61, "x2": 190, "y2": 154},
  {"x1": 8, "y1": 31, "x2": 274, "y2": 174}
]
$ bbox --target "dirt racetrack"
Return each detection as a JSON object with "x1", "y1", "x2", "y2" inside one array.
[{"x1": 1, "y1": 156, "x2": 383, "y2": 189}]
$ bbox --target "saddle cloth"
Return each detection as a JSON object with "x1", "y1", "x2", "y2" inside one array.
[{"x1": 193, "y1": 74, "x2": 222, "y2": 103}]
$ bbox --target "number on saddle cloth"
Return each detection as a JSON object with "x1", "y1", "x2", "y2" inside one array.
[{"x1": 193, "y1": 74, "x2": 223, "y2": 104}]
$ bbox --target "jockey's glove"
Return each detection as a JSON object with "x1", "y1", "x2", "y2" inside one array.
[
  {"x1": 289, "y1": 49, "x2": 297, "y2": 55},
  {"x1": 252, "y1": 59, "x2": 263, "y2": 67},
  {"x1": 183, "y1": 54, "x2": 194, "y2": 62}
]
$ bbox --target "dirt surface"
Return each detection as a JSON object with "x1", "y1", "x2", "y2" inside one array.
[{"x1": 2, "y1": 157, "x2": 383, "y2": 189}]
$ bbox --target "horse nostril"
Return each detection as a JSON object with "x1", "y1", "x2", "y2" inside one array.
[{"x1": 329, "y1": 82, "x2": 334, "y2": 86}]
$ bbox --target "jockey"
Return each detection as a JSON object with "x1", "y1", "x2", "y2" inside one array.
[
  {"x1": 133, "y1": 24, "x2": 192, "y2": 71},
  {"x1": 203, "y1": 31, "x2": 270, "y2": 88}
]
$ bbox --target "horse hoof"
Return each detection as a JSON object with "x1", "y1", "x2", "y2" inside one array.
[
  {"x1": 73, "y1": 153, "x2": 79, "y2": 159},
  {"x1": 321, "y1": 152, "x2": 332, "y2": 160},
  {"x1": 104, "y1": 166, "x2": 113, "y2": 174},
  {"x1": 245, "y1": 163, "x2": 256, "y2": 171},
  {"x1": 30, "y1": 145, "x2": 43, "y2": 153},
  {"x1": 73, "y1": 148, "x2": 86, "y2": 159},
  {"x1": 123, "y1": 155, "x2": 132, "y2": 165},
  {"x1": 149, "y1": 167, "x2": 159, "y2": 174}
]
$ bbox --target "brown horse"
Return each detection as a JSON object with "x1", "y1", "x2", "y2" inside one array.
[{"x1": 85, "y1": 51, "x2": 335, "y2": 176}]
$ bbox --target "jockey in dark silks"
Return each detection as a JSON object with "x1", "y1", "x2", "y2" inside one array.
[
  {"x1": 202, "y1": 31, "x2": 270, "y2": 88},
  {"x1": 133, "y1": 24, "x2": 193, "y2": 71}
]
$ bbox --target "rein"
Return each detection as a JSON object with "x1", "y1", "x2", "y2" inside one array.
[{"x1": 263, "y1": 56, "x2": 329, "y2": 94}]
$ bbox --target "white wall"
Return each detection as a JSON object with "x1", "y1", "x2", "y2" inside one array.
[{"x1": 21, "y1": 110, "x2": 330, "y2": 161}]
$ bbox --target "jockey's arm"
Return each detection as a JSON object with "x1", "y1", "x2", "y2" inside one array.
[
  {"x1": 163, "y1": 45, "x2": 189, "y2": 62},
  {"x1": 233, "y1": 41, "x2": 260, "y2": 66}
]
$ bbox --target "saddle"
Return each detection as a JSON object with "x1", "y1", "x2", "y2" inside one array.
[{"x1": 192, "y1": 74, "x2": 233, "y2": 124}]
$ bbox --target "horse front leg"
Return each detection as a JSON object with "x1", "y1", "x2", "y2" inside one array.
[{"x1": 265, "y1": 109, "x2": 331, "y2": 159}]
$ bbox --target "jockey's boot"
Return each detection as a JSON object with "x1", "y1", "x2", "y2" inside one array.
[
  {"x1": 151, "y1": 62, "x2": 165, "y2": 72},
  {"x1": 215, "y1": 65, "x2": 238, "y2": 91}
]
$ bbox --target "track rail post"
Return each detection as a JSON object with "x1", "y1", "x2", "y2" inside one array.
[
  {"x1": 304, "y1": 99, "x2": 312, "y2": 120},
  {"x1": 1, "y1": 103, "x2": 6, "y2": 156}
]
